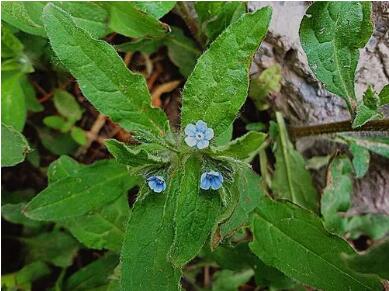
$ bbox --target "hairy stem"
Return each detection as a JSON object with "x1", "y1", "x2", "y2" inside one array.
[{"x1": 288, "y1": 119, "x2": 389, "y2": 139}]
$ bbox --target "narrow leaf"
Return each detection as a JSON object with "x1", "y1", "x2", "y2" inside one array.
[
  {"x1": 300, "y1": 2, "x2": 373, "y2": 112},
  {"x1": 1, "y1": 123, "x2": 30, "y2": 167},
  {"x1": 181, "y1": 7, "x2": 272, "y2": 137},
  {"x1": 42, "y1": 4, "x2": 169, "y2": 137},
  {"x1": 249, "y1": 198, "x2": 382, "y2": 291},
  {"x1": 339, "y1": 134, "x2": 389, "y2": 159},
  {"x1": 350, "y1": 143, "x2": 370, "y2": 178}
]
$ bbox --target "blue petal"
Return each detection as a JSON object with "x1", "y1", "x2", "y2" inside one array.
[
  {"x1": 148, "y1": 180, "x2": 157, "y2": 190},
  {"x1": 196, "y1": 139, "x2": 209, "y2": 149},
  {"x1": 153, "y1": 183, "x2": 164, "y2": 193},
  {"x1": 204, "y1": 128, "x2": 214, "y2": 140},
  {"x1": 185, "y1": 136, "x2": 197, "y2": 147},
  {"x1": 210, "y1": 177, "x2": 222, "y2": 190},
  {"x1": 200, "y1": 173, "x2": 211, "y2": 190},
  {"x1": 184, "y1": 124, "x2": 196, "y2": 137},
  {"x1": 196, "y1": 120, "x2": 207, "y2": 132}
]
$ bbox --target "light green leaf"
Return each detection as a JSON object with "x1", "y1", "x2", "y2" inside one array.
[
  {"x1": 212, "y1": 269, "x2": 254, "y2": 291},
  {"x1": 321, "y1": 156, "x2": 353, "y2": 235},
  {"x1": 350, "y1": 143, "x2": 370, "y2": 178},
  {"x1": 24, "y1": 159, "x2": 137, "y2": 221},
  {"x1": 165, "y1": 26, "x2": 201, "y2": 77},
  {"x1": 1, "y1": 203, "x2": 42, "y2": 229},
  {"x1": 169, "y1": 156, "x2": 222, "y2": 267},
  {"x1": 249, "y1": 198, "x2": 382, "y2": 291},
  {"x1": 220, "y1": 166, "x2": 263, "y2": 238},
  {"x1": 70, "y1": 127, "x2": 87, "y2": 145},
  {"x1": 134, "y1": 1, "x2": 176, "y2": 19},
  {"x1": 43, "y1": 3, "x2": 169, "y2": 137},
  {"x1": 1, "y1": 71, "x2": 27, "y2": 131},
  {"x1": 24, "y1": 230, "x2": 79, "y2": 268},
  {"x1": 300, "y1": 2, "x2": 373, "y2": 113},
  {"x1": 345, "y1": 214, "x2": 389, "y2": 240},
  {"x1": 378, "y1": 84, "x2": 389, "y2": 105},
  {"x1": 212, "y1": 131, "x2": 266, "y2": 162},
  {"x1": 61, "y1": 194, "x2": 129, "y2": 252},
  {"x1": 272, "y1": 112, "x2": 319, "y2": 212},
  {"x1": 181, "y1": 7, "x2": 272, "y2": 137},
  {"x1": 339, "y1": 134, "x2": 389, "y2": 159},
  {"x1": 195, "y1": 1, "x2": 246, "y2": 43},
  {"x1": 43, "y1": 115, "x2": 70, "y2": 132},
  {"x1": 37, "y1": 127, "x2": 78, "y2": 155},
  {"x1": 342, "y1": 240, "x2": 389, "y2": 280},
  {"x1": 1, "y1": 24, "x2": 24, "y2": 58},
  {"x1": 352, "y1": 104, "x2": 382, "y2": 128},
  {"x1": 1, "y1": 262, "x2": 50, "y2": 290},
  {"x1": 121, "y1": 177, "x2": 181, "y2": 290},
  {"x1": 105, "y1": 139, "x2": 168, "y2": 168},
  {"x1": 53, "y1": 89, "x2": 83, "y2": 122},
  {"x1": 214, "y1": 124, "x2": 233, "y2": 146},
  {"x1": 64, "y1": 254, "x2": 119, "y2": 291},
  {"x1": 108, "y1": 2, "x2": 169, "y2": 38},
  {"x1": 2, "y1": 123, "x2": 30, "y2": 167},
  {"x1": 47, "y1": 155, "x2": 83, "y2": 182}
]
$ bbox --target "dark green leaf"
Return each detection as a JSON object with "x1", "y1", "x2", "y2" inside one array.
[
  {"x1": 378, "y1": 84, "x2": 389, "y2": 105},
  {"x1": 300, "y1": 2, "x2": 372, "y2": 112},
  {"x1": 212, "y1": 269, "x2": 254, "y2": 291},
  {"x1": 47, "y1": 155, "x2": 82, "y2": 182},
  {"x1": 1, "y1": 262, "x2": 50, "y2": 290},
  {"x1": 1, "y1": 203, "x2": 42, "y2": 229},
  {"x1": 24, "y1": 159, "x2": 137, "y2": 220},
  {"x1": 134, "y1": 1, "x2": 176, "y2": 19},
  {"x1": 37, "y1": 127, "x2": 78, "y2": 155},
  {"x1": 249, "y1": 198, "x2": 382, "y2": 291},
  {"x1": 352, "y1": 103, "x2": 382, "y2": 128},
  {"x1": 272, "y1": 112, "x2": 319, "y2": 212},
  {"x1": 43, "y1": 3, "x2": 169, "y2": 137},
  {"x1": 21, "y1": 76, "x2": 44, "y2": 112},
  {"x1": 181, "y1": 7, "x2": 272, "y2": 137},
  {"x1": 1, "y1": 24, "x2": 24, "y2": 58},
  {"x1": 342, "y1": 240, "x2": 389, "y2": 280},
  {"x1": 1, "y1": 123, "x2": 30, "y2": 167}
]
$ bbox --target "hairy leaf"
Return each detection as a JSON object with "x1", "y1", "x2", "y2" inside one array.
[
  {"x1": 272, "y1": 112, "x2": 318, "y2": 212},
  {"x1": 346, "y1": 214, "x2": 389, "y2": 240},
  {"x1": 339, "y1": 134, "x2": 389, "y2": 159},
  {"x1": 300, "y1": 2, "x2": 372, "y2": 112},
  {"x1": 134, "y1": 1, "x2": 176, "y2": 19},
  {"x1": 350, "y1": 143, "x2": 370, "y2": 178},
  {"x1": 379, "y1": 84, "x2": 389, "y2": 105},
  {"x1": 249, "y1": 198, "x2": 382, "y2": 291},
  {"x1": 43, "y1": 4, "x2": 169, "y2": 137},
  {"x1": 342, "y1": 240, "x2": 389, "y2": 280},
  {"x1": 181, "y1": 7, "x2": 271, "y2": 137},
  {"x1": 212, "y1": 131, "x2": 266, "y2": 162},
  {"x1": 2, "y1": 123, "x2": 30, "y2": 167},
  {"x1": 24, "y1": 159, "x2": 137, "y2": 220}
]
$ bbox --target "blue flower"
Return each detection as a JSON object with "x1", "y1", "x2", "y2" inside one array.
[
  {"x1": 184, "y1": 120, "x2": 214, "y2": 149},
  {"x1": 147, "y1": 176, "x2": 166, "y2": 193},
  {"x1": 200, "y1": 171, "x2": 223, "y2": 190}
]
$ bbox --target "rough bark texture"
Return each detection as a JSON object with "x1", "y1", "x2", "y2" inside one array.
[{"x1": 248, "y1": 1, "x2": 389, "y2": 215}]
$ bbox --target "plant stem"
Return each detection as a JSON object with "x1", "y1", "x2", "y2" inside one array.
[
  {"x1": 288, "y1": 119, "x2": 389, "y2": 139},
  {"x1": 175, "y1": 2, "x2": 204, "y2": 48}
]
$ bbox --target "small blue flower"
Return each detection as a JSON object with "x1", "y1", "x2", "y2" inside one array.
[
  {"x1": 147, "y1": 176, "x2": 166, "y2": 193},
  {"x1": 184, "y1": 120, "x2": 214, "y2": 149},
  {"x1": 200, "y1": 171, "x2": 223, "y2": 190}
]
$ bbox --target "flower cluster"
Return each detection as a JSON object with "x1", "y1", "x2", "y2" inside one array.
[{"x1": 147, "y1": 120, "x2": 223, "y2": 193}]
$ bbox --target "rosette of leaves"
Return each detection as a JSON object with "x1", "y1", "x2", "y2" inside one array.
[{"x1": 24, "y1": 3, "x2": 271, "y2": 290}]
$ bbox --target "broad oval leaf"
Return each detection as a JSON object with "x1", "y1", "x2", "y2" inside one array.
[
  {"x1": 42, "y1": 4, "x2": 169, "y2": 137},
  {"x1": 300, "y1": 2, "x2": 373, "y2": 112},
  {"x1": 249, "y1": 198, "x2": 382, "y2": 291},
  {"x1": 181, "y1": 7, "x2": 272, "y2": 137},
  {"x1": 1, "y1": 123, "x2": 30, "y2": 167},
  {"x1": 134, "y1": 1, "x2": 176, "y2": 19}
]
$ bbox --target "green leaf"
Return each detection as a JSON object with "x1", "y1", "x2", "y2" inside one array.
[
  {"x1": 345, "y1": 214, "x2": 389, "y2": 240},
  {"x1": 1, "y1": 24, "x2": 24, "y2": 58},
  {"x1": 169, "y1": 156, "x2": 222, "y2": 267},
  {"x1": 342, "y1": 240, "x2": 389, "y2": 280},
  {"x1": 121, "y1": 177, "x2": 181, "y2": 290},
  {"x1": 24, "y1": 230, "x2": 79, "y2": 268},
  {"x1": 47, "y1": 155, "x2": 82, "y2": 182},
  {"x1": 64, "y1": 254, "x2": 119, "y2": 291},
  {"x1": 350, "y1": 143, "x2": 370, "y2": 178},
  {"x1": 61, "y1": 193, "x2": 129, "y2": 252},
  {"x1": 249, "y1": 198, "x2": 382, "y2": 291},
  {"x1": 321, "y1": 156, "x2": 353, "y2": 235},
  {"x1": 70, "y1": 127, "x2": 87, "y2": 145},
  {"x1": 181, "y1": 7, "x2": 271, "y2": 138},
  {"x1": 43, "y1": 115, "x2": 70, "y2": 132},
  {"x1": 1, "y1": 71, "x2": 27, "y2": 131},
  {"x1": 2, "y1": 123, "x2": 30, "y2": 167},
  {"x1": 53, "y1": 89, "x2": 83, "y2": 122},
  {"x1": 195, "y1": 2, "x2": 246, "y2": 43},
  {"x1": 272, "y1": 112, "x2": 319, "y2": 212},
  {"x1": 300, "y1": 2, "x2": 373, "y2": 112},
  {"x1": 339, "y1": 134, "x2": 389, "y2": 159},
  {"x1": 134, "y1": 1, "x2": 176, "y2": 19},
  {"x1": 1, "y1": 262, "x2": 50, "y2": 290},
  {"x1": 21, "y1": 76, "x2": 44, "y2": 112},
  {"x1": 37, "y1": 127, "x2": 78, "y2": 155},
  {"x1": 378, "y1": 84, "x2": 389, "y2": 105},
  {"x1": 43, "y1": 3, "x2": 169, "y2": 137},
  {"x1": 212, "y1": 269, "x2": 254, "y2": 291},
  {"x1": 165, "y1": 26, "x2": 201, "y2": 77},
  {"x1": 220, "y1": 167, "x2": 264, "y2": 238},
  {"x1": 24, "y1": 159, "x2": 137, "y2": 221},
  {"x1": 214, "y1": 124, "x2": 233, "y2": 146},
  {"x1": 212, "y1": 131, "x2": 266, "y2": 162},
  {"x1": 2, "y1": 203, "x2": 42, "y2": 229},
  {"x1": 105, "y1": 139, "x2": 168, "y2": 168},
  {"x1": 116, "y1": 38, "x2": 162, "y2": 54},
  {"x1": 352, "y1": 104, "x2": 382, "y2": 128},
  {"x1": 108, "y1": 2, "x2": 169, "y2": 38}
]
